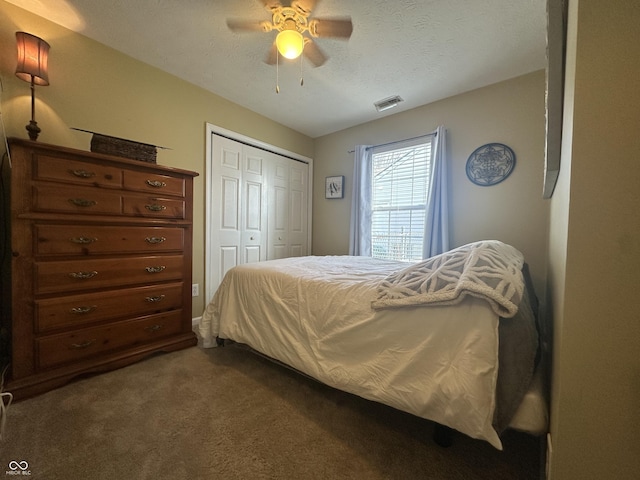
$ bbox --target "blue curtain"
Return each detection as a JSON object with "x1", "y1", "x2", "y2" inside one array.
[
  {"x1": 423, "y1": 125, "x2": 449, "y2": 257},
  {"x1": 348, "y1": 145, "x2": 372, "y2": 256}
]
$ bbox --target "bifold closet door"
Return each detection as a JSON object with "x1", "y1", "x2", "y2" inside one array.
[
  {"x1": 210, "y1": 136, "x2": 267, "y2": 289},
  {"x1": 268, "y1": 157, "x2": 309, "y2": 259},
  {"x1": 209, "y1": 133, "x2": 310, "y2": 293}
]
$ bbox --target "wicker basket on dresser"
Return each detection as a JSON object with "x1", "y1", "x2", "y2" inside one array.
[{"x1": 5, "y1": 138, "x2": 198, "y2": 400}]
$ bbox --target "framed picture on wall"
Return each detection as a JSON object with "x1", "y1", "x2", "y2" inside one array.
[{"x1": 325, "y1": 175, "x2": 344, "y2": 199}]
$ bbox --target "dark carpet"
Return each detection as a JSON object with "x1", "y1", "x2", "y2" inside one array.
[{"x1": 0, "y1": 344, "x2": 542, "y2": 479}]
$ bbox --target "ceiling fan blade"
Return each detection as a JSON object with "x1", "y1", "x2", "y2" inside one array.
[
  {"x1": 303, "y1": 38, "x2": 327, "y2": 67},
  {"x1": 258, "y1": 0, "x2": 283, "y2": 12},
  {"x1": 292, "y1": 0, "x2": 318, "y2": 16},
  {"x1": 308, "y1": 17, "x2": 353, "y2": 38},
  {"x1": 227, "y1": 18, "x2": 273, "y2": 33},
  {"x1": 265, "y1": 42, "x2": 278, "y2": 65}
]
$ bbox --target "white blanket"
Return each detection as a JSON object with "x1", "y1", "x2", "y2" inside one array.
[
  {"x1": 199, "y1": 255, "x2": 521, "y2": 449},
  {"x1": 373, "y1": 240, "x2": 524, "y2": 317}
]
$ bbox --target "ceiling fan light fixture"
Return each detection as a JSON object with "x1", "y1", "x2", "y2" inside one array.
[{"x1": 276, "y1": 29, "x2": 304, "y2": 59}]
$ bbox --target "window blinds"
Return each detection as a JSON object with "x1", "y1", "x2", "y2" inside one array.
[{"x1": 371, "y1": 139, "x2": 433, "y2": 262}]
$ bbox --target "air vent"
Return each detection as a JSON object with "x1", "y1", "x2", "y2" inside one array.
[{"x1": 374, "y1": 95, "x2": 404, "y2": 112}]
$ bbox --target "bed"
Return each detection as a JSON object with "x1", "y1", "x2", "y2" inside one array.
[{"x1": 199, "y1": 240, "x2": 549, "y2": 449}]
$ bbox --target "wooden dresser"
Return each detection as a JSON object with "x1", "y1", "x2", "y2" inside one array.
[{"x1": 5, "y1": 138, "x2": 198, "y2": 399}]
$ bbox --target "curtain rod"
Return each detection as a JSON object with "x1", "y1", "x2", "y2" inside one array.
[{"x1": 347, "y1": 131, "x2": 436, "y2": 154}]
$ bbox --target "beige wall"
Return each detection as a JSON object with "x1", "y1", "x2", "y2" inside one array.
[
  {"x1": 0, "y1": 1, "x2": 314, "y2": 315},
  {"x1": 547, "y1": 0, "x2": 640, "y2": 478},
  {"x1": 313, "y1": 71, "x2": 550, "y2": 295}
]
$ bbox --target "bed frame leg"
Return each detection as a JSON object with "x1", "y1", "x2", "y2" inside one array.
[
  {"x1": 215, "y1": 336, "x2": 225, "y2": 347},
  {"x1": 433, "y1": 424, "x2": 454, "y2": 447}
]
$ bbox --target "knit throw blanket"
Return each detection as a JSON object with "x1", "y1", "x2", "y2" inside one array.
[{"x1": 372, "y1": 241, "x2": 525, "y2": 318}]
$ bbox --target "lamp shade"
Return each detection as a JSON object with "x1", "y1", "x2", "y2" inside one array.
[
  {"x1": 276, "y1": 30, "x2": 304, "y2": 60},
  {"x1": 15, "y1": 32, "x2": 50, "y2": 86}
]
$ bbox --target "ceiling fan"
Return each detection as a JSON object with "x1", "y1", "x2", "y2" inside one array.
[{"x1": 226, "y1": 0, "x2": 353, "y2": 67}]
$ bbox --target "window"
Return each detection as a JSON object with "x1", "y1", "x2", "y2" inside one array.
[
  {"x1": 350, "y1": 127, "x2": 447, "y2": 259},
  {"x1": 370, "y1": 138, "x2": 433, "y2": 262}
]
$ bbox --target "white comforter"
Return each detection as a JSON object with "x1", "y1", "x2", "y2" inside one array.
[{"x1": 199, "y1": 253, "x2": 520, "y2": 449}]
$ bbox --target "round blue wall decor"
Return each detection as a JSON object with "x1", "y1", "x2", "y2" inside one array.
[{"x1": 465, "y1": 143, "x2": 516, "y2": 186}]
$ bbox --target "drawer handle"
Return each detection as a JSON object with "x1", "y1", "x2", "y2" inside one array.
[
  {"x1": 145, "y1": 266, "x2": 166, "y2": 273},
  {"x1": 70, "y1": 236, "x2": 98, "y2": 244},
  {"x1": 69, "y1": 198, "x2": 97, "y2": 207},
  {"x1": 70, "y1": 339, "x2": 96, "y2": 349},
  {"x1": 145, "y1": 236, "x2": 166, "y2": 244},
  {"x1": 145, "y1": 204, "x2": 167, "y2": 212},
  {"x1": 69, "y1": 271, "x2": 98, "y2": 280},
  {"x1": 70, "y1": 169, "x2": 96, "y2": 178},
  {"x1": 145, "y1": 295, "x2": 166, "y2": 303},
  {"x1": 145, "y1": 324, "x2": 164, "y2": 333},
  {"x1": 70, "y1": 305, "x2": 97, "y2": 314},
  {"x1": 146, "y1": 180, "x2": 167, "y2": 188}
]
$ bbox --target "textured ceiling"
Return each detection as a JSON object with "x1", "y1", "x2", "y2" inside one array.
[{"x1": 8, "y1": 0, "x2": 547, "y2": 138}]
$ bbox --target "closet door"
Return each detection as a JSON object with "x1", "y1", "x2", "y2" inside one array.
[
  {"x1": 268, "y1": 156, "x2": 309, "y2": 259},
  {"x1": 287, "y1": 160, "x2": 309, "y2": 257},
  {"x1": 210, "y1": 136, "x2": 267, "y2": 289},
  {"x1": 241, "y1": 145, "x2": 268, "y2": 263},
  {"x1": 268, "y1": 160, "x2": 289, "y2": 260},
  {"x1": 208, "y1": 130, "x2": 310, "y2": 297}
]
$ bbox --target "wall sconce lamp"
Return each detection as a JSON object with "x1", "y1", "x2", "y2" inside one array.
[{"x1": 15, "y1": 32, "x2": 50, "y2": 141}]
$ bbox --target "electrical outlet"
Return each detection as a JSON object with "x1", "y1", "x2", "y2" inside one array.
[{"x1": 191, "y1": 284, "x2": 199, "y2": 297}]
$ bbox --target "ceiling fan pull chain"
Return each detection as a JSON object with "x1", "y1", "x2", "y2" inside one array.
[
  {"x1": 276, "y1": 50, "x2": 280, "y2": 94},
  {"x1": 300, "y1": 52, "x2": 304, "y2": 86}
]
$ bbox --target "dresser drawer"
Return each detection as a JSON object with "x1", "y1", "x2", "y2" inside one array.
[
  {"x1": 123, "y1": 195, "x2": 185, "y2": 219},
  {"x1": 35, "y1": 255, "x2": 184, "y2": 294},
  {"x1": 37, "y1": 310, "x2": 183, "y2": 369},
  {"x1": 36, "y1": 282, "x2": 184, "y2": 333},
  {"x1": 34, "y1": 184, "x2": 122, "y2": 215},
  {"x1": 124, "y1": 170, "x2": 185, "y2": 197},
  {"x1": 34, "y1": 155, "x2": 123, "y2": 188},
  {"x1": 33, "y1": 186, "x2": 185, "y2": 219},
  {"x1": 35, "y1": 225, "x2": 184, "y2": 255}
]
